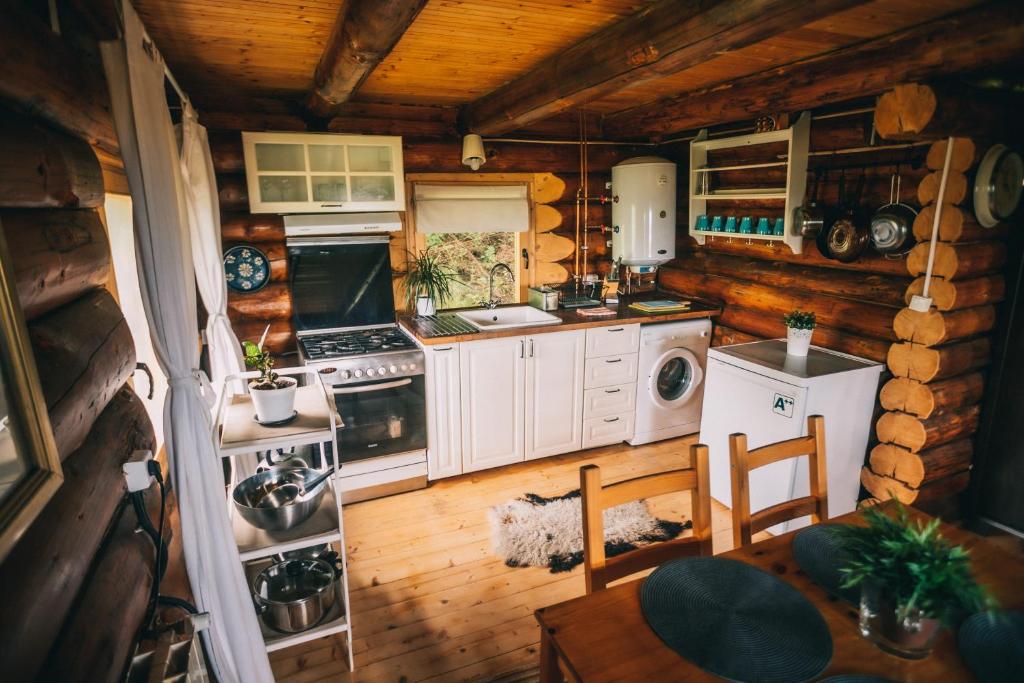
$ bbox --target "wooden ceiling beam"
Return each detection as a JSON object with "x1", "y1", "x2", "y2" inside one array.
[
  {"x1": 460, "y1": 0, "x2": 870, "y2": 136},
  {"x1": 604, "y1": 2, "x2": 1024, "y2": 139},
  {"x1": 307, "y1": 0, "x2": 428, "y2": 117}
]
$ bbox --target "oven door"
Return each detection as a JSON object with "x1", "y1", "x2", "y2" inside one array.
[{"x1": 331, "y1": 375, "x2": 427, "y2": 462}]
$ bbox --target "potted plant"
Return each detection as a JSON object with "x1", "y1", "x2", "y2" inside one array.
[
  {"x1": 834, "y1": 504, "x2": 994, "y2": 659},
  {"x1": 404, "y1": 249, "x2": 458, "y2": 316},
  {"x1": 243, "y1": 327, "x2": 296, "y2": 424},
  {"x1": 783, "y1": 309, "x2": 816, "y2": 356}
]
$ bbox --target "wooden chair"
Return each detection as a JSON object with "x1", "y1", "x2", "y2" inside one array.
[
  {"x1": 729, "y1": 414, "x2": 829, "y2": 548},
  {"x1": 580, "y1": 444, "x2": 713, "y2": 594}
]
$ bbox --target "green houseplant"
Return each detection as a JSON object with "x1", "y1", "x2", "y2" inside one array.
[
  {"x1": 242, "y1": 325, "x2": 296, "y2": 424},
  {"x1": 783, "y1": 309, "x2": 816, "y2": 356},
  {"x1": 404, "y1": 249, "x2": 459, "y2": 316},
  {"x1": 834, "y1": 503, "x2": 994, "y2": 659}
]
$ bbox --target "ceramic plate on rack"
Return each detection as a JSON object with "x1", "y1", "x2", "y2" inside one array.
[{"x1": 224, "y1": 245, "x2": 270, "y2": 292}]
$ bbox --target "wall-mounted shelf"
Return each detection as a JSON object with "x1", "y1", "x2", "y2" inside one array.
[{"x1": 689, "y1": 112, "x2": 810, "y2": 254}]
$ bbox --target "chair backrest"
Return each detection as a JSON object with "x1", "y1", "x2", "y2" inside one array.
[
  {"x1": 580, "y1": 444, "x2": 713, "y2": 594},
  {"x1": 729, "y1": 414, "x2": 828, "y2": 548}
]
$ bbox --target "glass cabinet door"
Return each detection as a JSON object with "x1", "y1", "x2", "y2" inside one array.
[
  {"x1": 311, "y1": 176, "x2": 348, "y2": 202},
  {"x1": 309, "y1": 144, "x2": 347, "y2": 172},
  {"x1": 254, "y1": 143, "x2": 306, "y2": 172},
  {"x1": 258, "y1": 176, "x2": 308, "y2": 203},
  {"x1": 350, "y1": 176, "x2": 395, "y2": 202},
  {"x1": 348, "y1": 145, "x2": 393, "y2": 172}
]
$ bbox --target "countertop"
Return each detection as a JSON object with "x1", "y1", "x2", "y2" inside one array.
[{"x1": 399, "y1": 294, "x2": 720, "y2": 345}]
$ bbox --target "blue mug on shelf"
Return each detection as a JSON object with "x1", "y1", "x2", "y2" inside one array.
[
  {"x1": 773, "y1": 217, "x2": 785, "y2": 236},
  {"x1": 710, "y1": 215, "x2": 724, "y2": 232},
  {"x1": 738, "y1": 216, "x2": 753, "y2": 234},
  {"x1": 724, "y1": 216, "x2": 737, "y2": 233},
  {"x1": 695, "y1": 214, "x2": 709, "y2": 231},
  {"x1": 755, "y1": 216, "x2": 771, "y2": 235}
]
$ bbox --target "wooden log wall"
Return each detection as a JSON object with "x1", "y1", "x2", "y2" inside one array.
[
  {"x1": 859, "y1": 82, "x2": 1017, "y2": 507},
  {"x1": 656, "y1": 92, "x2": 1016, "y2": 512},
  {"x1": 210, "y1": 128, "x2": 644, "y2": 355},
  {"x1": 0, "y1": 9, "x2": 170, "y2": 677}
]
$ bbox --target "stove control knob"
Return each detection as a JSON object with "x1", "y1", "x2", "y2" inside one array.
[
  {"x1": 409, "y1": 362, "x2": 417, "y2": 370},
  {"x1": 366, "y1": 368, "x2": 376, "y2": 377},
  {"x1": 340, "y1": 370, "x2": 351, "y2": 380},
  {"x1": 400, "y1": 364, "x2": 408, "y2": 371},
  {"x1": 389, "y1": 365, "x2": 398, "y2": 374},
  {"x1": 354, "y1": 369, "x2": 364, "y2": 378},
  {"x1": 377, "y1": 366, "x2": 387, "y2": 376}
]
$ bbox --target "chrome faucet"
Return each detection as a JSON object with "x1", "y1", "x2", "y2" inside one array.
[{"x1": 480, "y1": 262, "x2": 514, "y2": 309}]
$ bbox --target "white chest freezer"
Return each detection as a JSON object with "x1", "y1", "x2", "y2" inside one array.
[{"x1": 699, "y1": 340, "x2": 883, "y2": 534}]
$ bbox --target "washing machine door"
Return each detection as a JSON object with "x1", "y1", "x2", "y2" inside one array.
[{"x1": 649, "y1": 348, "x2": 704, "y2": 411}]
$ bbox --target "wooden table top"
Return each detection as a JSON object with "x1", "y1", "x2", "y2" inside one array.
[
  {"x1": 399, "y1": 294, "x2": 720, "y2": 345},
  {"x1": 535, "y1": 508, "x2": 1024, "y2": 682}
]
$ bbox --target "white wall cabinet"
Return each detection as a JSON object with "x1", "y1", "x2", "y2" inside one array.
[
  {"x1": 525, "y1": 330, "x2": 585, "y2": 460},
  {"x1": 424, "y1": 344, "x2": 462, "y2": 479},
  {"x1": 241, "y1": 132, "x2": 405, "y2": 214},
  {"x1": 460, "y1": 336, "x2": 526, "y2": 473}
]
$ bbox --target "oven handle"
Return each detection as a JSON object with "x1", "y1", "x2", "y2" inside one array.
[{"x1": 332, "y1": 378, "x2": 413, "y2": 395}]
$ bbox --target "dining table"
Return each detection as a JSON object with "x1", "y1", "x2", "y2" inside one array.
[{"x1": 535, "y1": 506, "x2": 1024, "y2": 682}]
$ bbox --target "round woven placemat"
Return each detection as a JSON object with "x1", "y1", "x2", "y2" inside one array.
[
  {"x1": 958, "y1": 610, "x2": 1024, "y2": 683},
  {"x1": 819, "y1": 676, "x2": 895, "y2": 682},
  {"x1": 640, "y1": 557, "x2": 833, "y2": 683},
  {"x1": 792, "y1": 524, "x2": 859, "y2": 604}
]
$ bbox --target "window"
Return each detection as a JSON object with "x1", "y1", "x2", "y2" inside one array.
[{"x1": 425, "y1": 231, "x2": 519, "y2": 308}]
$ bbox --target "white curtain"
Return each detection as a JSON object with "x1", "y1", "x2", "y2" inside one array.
[
  {"x1": 414, "y1": 183, "x2": 529, "y2": 233},
  {"x1": 100, "y1": 2, "x2": 274, "y2": 682},
  {"x1": 177, "y1": 102, "x2": 245, "y2": 390}
]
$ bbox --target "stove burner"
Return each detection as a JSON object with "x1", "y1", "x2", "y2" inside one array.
[{"x1": 300, "y1": 328, "x2": 416, "y2": 361}]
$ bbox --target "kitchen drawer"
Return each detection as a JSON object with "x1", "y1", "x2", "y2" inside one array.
[
  {"x1": 584, "y1": 353, "x2": 638, "y2": 389},
  {"x1": 586, "y1": 324, "x2": 640, "y2": 358},
  {"x1": 582, "y1": 412, "x2": 635, "y2": 449},
  {"x1": 583, "y1": 383, "x2": 636, "y2": 419}
]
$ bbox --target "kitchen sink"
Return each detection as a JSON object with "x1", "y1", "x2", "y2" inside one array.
[{"x1": 457, "y1": 306, "x2": 562, "y2": 331}]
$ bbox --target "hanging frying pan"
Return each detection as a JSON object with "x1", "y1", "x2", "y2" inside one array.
[
  {"x1": 825, "y1": 170, "x2": 870, "y2": 263},
  {"x1": 817, "y1": 170, "x2": 842, "y2": 258},
  {"x1": 870, "y1": 169, "x2": 917, "y2": 255}
]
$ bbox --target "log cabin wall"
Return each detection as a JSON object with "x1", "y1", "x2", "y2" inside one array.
[
  {"x1": 0, "y1": 5, "x2": 175, "y2": 681},
  {"x1": 210, "y1": 121, "x2": 647, "y2": 356},
  {"x1": 656, "y1": 87, "x2": 1019, "y2": 512}
]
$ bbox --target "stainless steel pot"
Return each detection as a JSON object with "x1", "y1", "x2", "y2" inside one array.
[
  {"x1": 793, "y1": 169, "x2": 825, "y2": 237},
  {"x1": 232, "y1": 466, "x2": 330, "y2": 532},
  {"x1": 253, "y1": 558, "x2": 338, "y2": 633},
  {"x1": 870, "y1": 172, "x2": 917, "y2": 255}
]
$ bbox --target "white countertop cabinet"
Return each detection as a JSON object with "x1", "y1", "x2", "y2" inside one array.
[
  {"x1": 460, "y1": 336, "x2": 527, "y2": 473},
  {"x1": 423, "y1": 343, "x2": 463, "y2": 479},
  {"x1": 526, "y1": 330, "x2": 586, "y2": 460}
]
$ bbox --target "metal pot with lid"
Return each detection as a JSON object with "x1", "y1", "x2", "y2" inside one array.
[
  {"x1": 870, "y1": 170, "x2": 918, "y2": 255},
  {"x1": 824, "y1": 170, "x2": 870, "y2": 263},
  {"x1": 253, "y1": 558, "x2": 340, "y2": 633}
]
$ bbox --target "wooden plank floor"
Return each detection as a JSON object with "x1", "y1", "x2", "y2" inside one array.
[{"x1": 270, "y1": 436, "x2": 753, "y2": 682}]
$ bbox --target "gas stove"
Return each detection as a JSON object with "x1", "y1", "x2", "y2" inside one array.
[{"x1": 298, "y1": 326, "x2": 425, "y2": 387}]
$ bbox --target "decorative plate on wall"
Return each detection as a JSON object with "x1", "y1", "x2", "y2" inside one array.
[{"x1": 223, "y1": 245, "x2": 269, "y2": 293}]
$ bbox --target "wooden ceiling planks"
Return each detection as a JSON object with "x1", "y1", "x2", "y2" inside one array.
[{"x1": 586, "y1": 0, "x2": 985, "y2": 114}]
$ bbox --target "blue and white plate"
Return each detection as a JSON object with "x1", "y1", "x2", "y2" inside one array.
[{"x1": 224, "y1": 245, "x2": 269, "y2": 293}]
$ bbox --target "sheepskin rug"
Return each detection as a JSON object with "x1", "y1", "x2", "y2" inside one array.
[{"x1": 489, "y1": 489, "x2": 691, "y2": 573}]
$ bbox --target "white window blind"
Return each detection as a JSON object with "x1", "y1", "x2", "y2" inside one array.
[{"x1": 414, "y1": 183, "x2": 529, "y2": 233}]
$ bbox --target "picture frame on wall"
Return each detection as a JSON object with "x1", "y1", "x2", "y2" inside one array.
[{"x1": 0, "y1": 223, "x2": 63, "y2": 562}]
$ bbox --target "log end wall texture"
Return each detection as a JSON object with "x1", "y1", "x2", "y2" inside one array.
[{"x1": 0, "y1": 9, "x2": 171, "y2": 681}]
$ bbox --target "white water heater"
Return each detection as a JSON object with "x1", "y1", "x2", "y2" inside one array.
[{"x1": 611, "y1": 156, "x2": 676, "y2": 268}]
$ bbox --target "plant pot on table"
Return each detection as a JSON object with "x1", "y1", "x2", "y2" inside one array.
[
  {"x1": 786, "y1": 326, "x2": 814, "y2": 356},
  {"x1": 858, "y1": 582, "x2": 943, "y2": 659},
  {"x1": 416, "y1": 295, "x2": 437, "y2": 317},
  {"x1": 249, "y1": 376, "x2": 297, "y2": 424}
]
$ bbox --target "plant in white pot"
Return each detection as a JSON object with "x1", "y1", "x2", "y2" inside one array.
[
  {"x1": 783, "y1": 309, "x2": 816, "y2": 356},
  {"x1": 833, "y1": 503, "x2": 994, "y2": 659},
  {"x1": 404, "y1": 248, "x2": 458, "y2": 317},
  {"x1": 243, "y1": 328, "x2": 296, "y2": 424}
]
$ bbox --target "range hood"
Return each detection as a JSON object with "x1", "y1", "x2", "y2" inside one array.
[{"x1": 283, "y1": 212, "x2": 402, "y2": 236}]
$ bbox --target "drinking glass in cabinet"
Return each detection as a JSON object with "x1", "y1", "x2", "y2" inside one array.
[
  {"x1": 309, "y1": 144, "x2": 346, "y2": 172},
  {"x1": 351, "y1": 176, "x2": 395, "y2": 201},
  {"x1": 312, "y1": 176, "x2": 348, "y2": 202},
  {"x1": 259, "y1": 176, "x2": 308, "y2": 203},
  {"x1": 348, "y1": 145, "x2": 393, "y2": 172},
  {"x1": 254, "y1": 143, "x2": 306, "y2": 172}
]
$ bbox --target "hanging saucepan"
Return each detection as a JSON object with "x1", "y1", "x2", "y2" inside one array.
[
  {"x1": 817, "y1": 170, "x2": 842, "y2": 258},
  {"x1": 793, "y1": 169, "x2": 825, "y2": 238},
  {"x1": 870, "y1": 169, "x2": 917, "y2": 255},
  {"x1": 826, "y1": 169, "x2": 870, "y2": 263}
]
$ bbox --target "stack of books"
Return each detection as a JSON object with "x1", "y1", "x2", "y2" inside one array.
[
  {"x1": 576, "y1": 306, "x2": 617, "y2": 317},
  {"x1": 628, "y1": 299, "x2": 692, "y2": 314}
]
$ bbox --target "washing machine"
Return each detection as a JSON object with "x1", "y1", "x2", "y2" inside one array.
[{"x1": 628, "y1": 319, "x2": 712, "y2": 445}]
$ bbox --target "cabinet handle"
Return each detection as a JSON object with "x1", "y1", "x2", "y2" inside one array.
[
  {"x1": 605, "y1": 358, "x2": 622, "y2": 364},
  {"x1": 604, "y1": 417, "x2": 620, "y2": 423},
  {"x1": 436, "y1": 346, "x2": 453, "y2": 352},
  {"x1": 529, "y1": 339, "x2": 535, "y2": 357},
  {"x1": 519, "y1": 340, "x2": 524, "y2": 358},
  {"x1": 320, "y1": 202, "x2": 345, "y2": 207},
  {"x1": 608, "y1": 327, "x2": 624, "y2": 332},
  {"x1": 604, "y1": 388, "x2": 620, "y2": 394}
]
